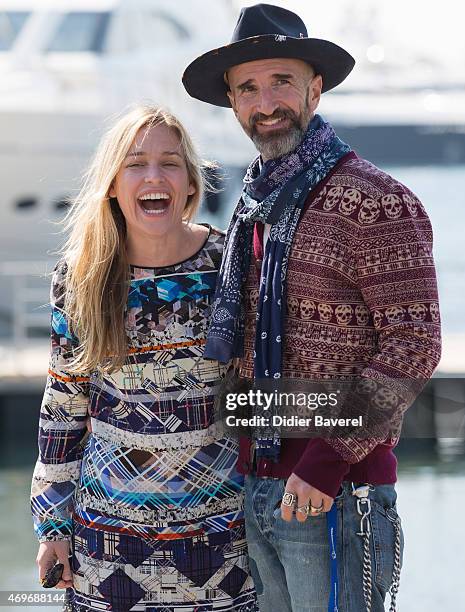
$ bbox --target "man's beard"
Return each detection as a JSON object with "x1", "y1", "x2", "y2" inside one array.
[{"x1": 242, "y1": 98, "x2": 312, "y2": 160}]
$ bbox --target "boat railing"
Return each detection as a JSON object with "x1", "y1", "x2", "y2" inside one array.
[
  {"x1": 0, "y1": 260, "x2": 52, "y2": 346},
  {"x1": 0, "y1": 258, "x2": 463, "y2": 353}
]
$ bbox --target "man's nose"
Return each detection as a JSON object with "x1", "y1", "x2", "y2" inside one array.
[{"x1": 256, "y1": 87, "x2": 279, "y2": 116}]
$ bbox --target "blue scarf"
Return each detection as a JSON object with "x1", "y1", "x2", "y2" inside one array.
[{"x1": 205, "y1": 115, "x2": 351, "y2": 458}]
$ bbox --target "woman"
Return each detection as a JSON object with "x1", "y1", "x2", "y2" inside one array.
[{"x1": 31, "y1": 105, "x2": 257, "y2": 611}]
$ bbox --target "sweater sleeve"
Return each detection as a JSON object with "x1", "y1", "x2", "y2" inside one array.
[
  {"x1": 30, "y1": 262, "x2": 90, "y2": 541},
  {"x1": 294, "y1": 183, "x2": 442, "y2": 497}
]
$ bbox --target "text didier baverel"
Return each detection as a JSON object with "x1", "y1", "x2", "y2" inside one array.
[{"x1": 225, "y1": 415, "x2": 364, "y2": 427}]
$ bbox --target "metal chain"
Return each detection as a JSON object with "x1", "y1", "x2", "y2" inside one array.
[
  {"x1": 388, "y1": 516, "x2": 402, "y2": 612},
  {"x1": 353, "y1": 485, "x2": 372, "y2": 612},
  {"x1": 361, "y1": 531, "x2": 373, "y2": 612},
  {"x1": 361, "y1": 511, "x2": 402, "y2": 612},
  {"x1": 354, "y1": 485, "x2": 402, "y2": 612}
]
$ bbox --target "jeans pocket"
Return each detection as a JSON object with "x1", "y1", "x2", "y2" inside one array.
[
  {"x1": 370, "y1": 501, "x2": 404, "y2": 593},
  {"x1": 272, "y1": 506, "x2": 281, "y2": 520}
]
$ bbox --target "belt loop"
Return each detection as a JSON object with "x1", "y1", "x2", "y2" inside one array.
[{"x1": 250, "y1": 441, "x2": 257, "y2": 472}]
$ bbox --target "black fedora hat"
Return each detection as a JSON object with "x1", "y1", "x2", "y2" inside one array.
[{"x1": 182, "y1": 3, "x2": 355, "y2": 108}]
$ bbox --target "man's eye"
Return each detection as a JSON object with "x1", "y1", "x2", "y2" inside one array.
[{"x1": 276, "y1": 79, "x2": 290, "y2": 85}]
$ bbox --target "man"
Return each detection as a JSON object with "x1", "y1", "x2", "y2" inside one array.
[{"x1": 183, "y1": 4, "x2": 441, "y2": 611}]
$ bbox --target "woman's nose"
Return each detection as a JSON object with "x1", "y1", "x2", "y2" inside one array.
[{"x1": 143, "y1": 166, "x2": 163, "y2": 183}]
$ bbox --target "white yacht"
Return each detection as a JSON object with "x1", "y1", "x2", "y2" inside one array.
[
  {"x1": 0, "y1": 0, "x2": 463, "y2": 339},
  {"x1": 0, "y1": 0, "x2": 257, "y2": 335},
  {"x1": 321, "y1": 1, "x2": 465, "y2": 165},
  {"x1": 1, "y1": 0, "x2": 462, "y2": 271},
  {"x1": 0, "y1": 0, "x2": 253, "y2": 264}
]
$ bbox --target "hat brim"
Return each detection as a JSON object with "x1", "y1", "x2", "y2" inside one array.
[{"x1": 182, "y1": 35, "x2": 355, "y2": 107}]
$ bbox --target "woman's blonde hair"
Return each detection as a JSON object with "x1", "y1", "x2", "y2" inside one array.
[{"x1": 61, "y1": 104, "x2": 213, "y2": 374}]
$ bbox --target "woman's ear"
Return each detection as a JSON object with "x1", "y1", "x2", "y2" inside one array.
[
  {"x1": 187, "y1": 183, "x2": 196, "y2": 196},
  {"x1": 109, "y1": 185, "x2": 116, "y2": 198}
]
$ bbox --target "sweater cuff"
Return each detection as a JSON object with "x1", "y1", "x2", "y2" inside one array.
[{"x1": 292, "y1": 438, "x2": 351, "y2": 499}]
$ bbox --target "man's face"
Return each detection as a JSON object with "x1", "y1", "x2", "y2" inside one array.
[{"x1": 227, "y1": 57, "x2": 322, "y2": 160}]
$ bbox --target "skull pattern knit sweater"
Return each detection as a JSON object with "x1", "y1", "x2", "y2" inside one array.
[{"x1": 237, "y1": 151, "x2": 442, "y2": 498}]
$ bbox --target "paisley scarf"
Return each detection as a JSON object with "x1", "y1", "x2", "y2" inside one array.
[{"x1": 205, "y1": 114, "x2": 351, "y2": 458}]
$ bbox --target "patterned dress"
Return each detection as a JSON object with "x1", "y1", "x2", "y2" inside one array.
[{"x1": 30, "y1": 227, "x2": 257, "y2": 612}]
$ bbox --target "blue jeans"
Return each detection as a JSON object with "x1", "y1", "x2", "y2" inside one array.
[{"x1": 244, "y1": 475, "x2": 404, "y2": 612}]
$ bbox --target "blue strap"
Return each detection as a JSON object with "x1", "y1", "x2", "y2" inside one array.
[{"x1": 327, "y1": 504, "x2": 339, "y2": 612}]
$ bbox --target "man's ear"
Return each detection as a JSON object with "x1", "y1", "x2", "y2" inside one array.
[
  {"x1": 307, "y1": 74, "x2": 322, "y2": 113},
  {"x1": 227, "y1": 90, "x2": 238, "y2": 116},
  {"x1": 224, "y1": 70, "x2": 235, "y2": 112}
]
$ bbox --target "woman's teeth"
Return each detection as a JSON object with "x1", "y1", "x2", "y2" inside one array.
[
  {"x1": 138, "y1": 193, "x2": 170, "y2": 214},
  {"x1": 142, "y1": 208, "x2": 166, "y2": 215}
]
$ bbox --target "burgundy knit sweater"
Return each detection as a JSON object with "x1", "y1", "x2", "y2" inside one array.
[{"x1": 237, "y1": 152, "x2": 442, "y2": 498}]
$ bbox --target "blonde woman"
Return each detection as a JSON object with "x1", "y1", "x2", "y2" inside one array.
[{"x1": 31, "y1": 105, "x2": 258, "y2": 611}]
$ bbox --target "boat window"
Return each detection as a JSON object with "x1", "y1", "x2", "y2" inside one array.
[
  {"x1": 0, "y1": 11, "x2": 30, "y2": 51},
  {"x1": 45, "y1": 12, "x2": 110, "y2": 53},
  {"x1": 150, "y1": 10, "x2": 190, "y2": 42},
  {"x1": 15, "y1": 197, "x2": 38, "y2": 210},
  {"x1": 127, "y1": 10, "x2": 190, "y2": 49},
  {"x1": 54, "y1": 196, "x2": 71, "y2": 211}
]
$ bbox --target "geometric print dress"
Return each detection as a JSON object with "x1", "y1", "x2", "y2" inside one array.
[{"x1": 30, "y1": 226, "x2": 258, "y2": 612}]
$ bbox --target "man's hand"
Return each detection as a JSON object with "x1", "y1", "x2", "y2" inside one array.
[{"x1": 281, "y1": 472, "x2": 334, "y2": 522}]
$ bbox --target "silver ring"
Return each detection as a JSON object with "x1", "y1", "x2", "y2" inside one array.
[{"x1": 282, "y1": 492, "x2": 297, "y2": 508}]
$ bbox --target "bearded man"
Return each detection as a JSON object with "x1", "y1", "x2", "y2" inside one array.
[{"x1": 183, "y1": 4, "x2": 441, "y2": 611}]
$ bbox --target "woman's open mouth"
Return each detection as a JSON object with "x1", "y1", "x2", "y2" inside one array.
[{"x1": 137, "y1": 192, "x2": 171, "y2": 215}]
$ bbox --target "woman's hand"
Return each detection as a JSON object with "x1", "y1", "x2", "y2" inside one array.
[{"x1": 36, "y1": 540, "x2": 73, "y2": 589}]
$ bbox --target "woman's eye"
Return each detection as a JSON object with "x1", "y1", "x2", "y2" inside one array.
[{"x1": 126, "y1": 162, "x2": 143, "y2": 168}]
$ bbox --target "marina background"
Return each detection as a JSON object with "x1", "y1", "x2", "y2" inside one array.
[{"x1": 1, "y1": 1, "x2": 464, "y2": 610}]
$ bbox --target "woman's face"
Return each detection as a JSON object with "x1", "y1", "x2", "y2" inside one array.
[{"x1": 109, "y1": 123, "x2": 196, "y2": 241}]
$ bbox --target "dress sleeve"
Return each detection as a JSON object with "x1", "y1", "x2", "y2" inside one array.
[{"x1": 30, "y1": 262, "x2": 90, "y2": 542}]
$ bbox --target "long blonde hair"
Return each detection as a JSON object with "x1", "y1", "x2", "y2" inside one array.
[{"x1": 61, "y1": 104, "x2": 213, "y2": 374}]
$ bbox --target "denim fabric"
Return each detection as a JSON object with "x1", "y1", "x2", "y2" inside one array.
[{"x1": 244, "y1": 475, "x2": 404, "y2": 612}]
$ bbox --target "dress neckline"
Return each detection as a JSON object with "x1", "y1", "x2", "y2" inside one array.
[{"x1": 129, "y1": 224, "x2": 212, "y2": 271}]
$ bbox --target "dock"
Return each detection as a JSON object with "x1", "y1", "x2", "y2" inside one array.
[{"x1": 1, "y1": 336, "x2": 464, "y2": 466}]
